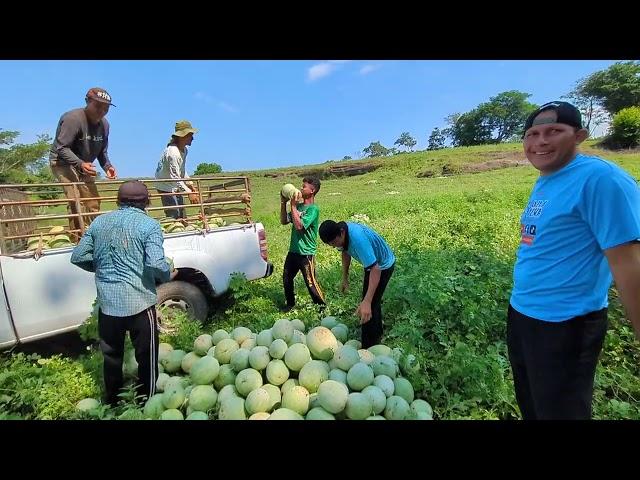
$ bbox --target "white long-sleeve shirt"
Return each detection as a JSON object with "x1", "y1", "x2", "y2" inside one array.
[{"x1": 154, "y1": 145, "x2": 192, "y2": 193}]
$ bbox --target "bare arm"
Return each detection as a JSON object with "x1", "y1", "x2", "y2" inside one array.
[
  {"x1": 290, "y1": 198, "x2": 304, "y2": 231},
  {"x1": 280, "y1": 195, "x2": 289, "y2": 225},
  {"x1": 606, "y1": 241, "x2": 640, "y2": 338},
  {"x1": 341, "y1": 250, "x2": 351, "y2": 293}
]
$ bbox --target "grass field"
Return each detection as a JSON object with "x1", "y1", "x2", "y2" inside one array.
[{"x1": 2, "y1": 140, "x2": 639, "y2": 420}]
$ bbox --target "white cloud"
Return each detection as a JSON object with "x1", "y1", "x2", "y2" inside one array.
[
  {"x1": 306, "y1": 60, "x2": 352, "y2": 82},
  {"x1": 359, "y1": 64, "x2": 381, "y2": 75},
  {"x1": 194, "y1": 92, "x2": 238, "y2": 113},
  {"x1": 307, "y1": 63, "x2": 336, "y2": 81}
]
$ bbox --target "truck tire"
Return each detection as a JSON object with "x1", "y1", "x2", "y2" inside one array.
[{"x1": 156, "y1": 281, "x2": 209, "y2": 322}]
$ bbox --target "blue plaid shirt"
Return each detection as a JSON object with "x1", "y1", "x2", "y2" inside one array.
[{"x1": 71, "y1": 206, "x2": 171, "y2": 317}]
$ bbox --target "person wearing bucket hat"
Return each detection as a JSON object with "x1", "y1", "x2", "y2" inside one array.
[
  {"x1": 154, "y1": 120, "x2": 199, "y2": 219},
  {"x1": 71, "y1": 180, "x2": 177, "y2": 406},
  {"x1": 507, "y1": 101, "x2": 640, "y2": 419},
  {"x1": 49, "y1": 87, "x2": 118, "y2": 240}
]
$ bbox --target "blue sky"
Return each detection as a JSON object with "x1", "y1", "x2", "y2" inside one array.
[{"x1": 0, "y1": 60, "x2": 617, "y2": 178}]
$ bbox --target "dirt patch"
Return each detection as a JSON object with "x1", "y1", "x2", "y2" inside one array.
[
  {"x1": 462, "y1": 158, "x2": 529, "y2": 174},
  {"x1": 265, "y1": 161, "x2": 381, "y2": 179}
]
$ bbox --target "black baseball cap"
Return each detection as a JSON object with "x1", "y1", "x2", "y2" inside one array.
[
  {"x1": 117, "y1": 180, "x2": 149, "y2": 204},
  {"x1": 523, "y1": 101, "x2": 582, "y2": 136}
]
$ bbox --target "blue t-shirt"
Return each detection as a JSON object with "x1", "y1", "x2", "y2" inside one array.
[
  {"x1": 510, "y1": 153, "x2": 640, "y2": 322},
  {"x1": 346, "y1": 222, "x2": 395, "y2": 270}
]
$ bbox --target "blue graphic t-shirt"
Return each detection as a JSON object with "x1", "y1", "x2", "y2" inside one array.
[{"x1": 510, "y1": 153, "x2": 640, "y2": 321}]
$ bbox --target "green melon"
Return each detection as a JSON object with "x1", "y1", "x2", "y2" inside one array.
[
  {"x1": 317, "y1": 380, "x2": 349, "y2": 414},
  {"x1": 235, "y1": 368, "x2": 263, "y2": 397},
  {"x1": 214, "y1": 338, "x2": 239, "y2": 364},
  {"x1": 249, "y1": 412, "x2": 271, "y2": 420},
  {"x1": 384, "y1": 395, "x2": 411, "y2": 420},
  {"x1": 241, "y1": 337, "x2": 257, "y2": 350},
  {"x1": 329, "y1": 368, "x2": 348, "y2": 384},
  {"x1": 347, "y1": 362, "x2": 375, "y2": 391},
  {"x1": 248, "y1": 346, "x2": 270, "y2": 370},
  {"x1": 219, "y1": 396, "x2": 247, "y2": 420},
  {"x1": 361, "y1": 385, "x2": 387, "y2": 415},
  {"x1": 161, "y1": 349, "x2": 186, "y2": 373},
  {"x1": 298, "y1": 360, "x2": 330, "y2": 393},
  {"x1": 211, "y1": 329, "x2": 230, "y2": 345},
  {"x1": 373, "y1": 375, "x2": 395, "y2": 397},
  {"x1": 217, "y1": 384, "x2": 240, "y2": 405},
  {"x1": 345, "y1": 339, "x2": 362, "y2": 350},
  {"x1": 268, "y1": 339, "x2": 288, "y2": 360},
  {"x1": 213, "y1": 364, "x2": 237, "y2": 390},
  {"x1": 161, "y1": 384, "x2": 186, "y2": 410},
  {"x1": 306, "y1": 407, "x2": 335, "y2": 420},
  {"x1": 290, "y1": 319, "x2": 306, "y2": 333},
  {"x1": 268, "y1": 408, "x2": 304, "y2": 420},
  {"x1": 280, "y1": 183, "x2": 301, "y2": 201},
  {"x1": 393, "y1": 377, "x2": 415, "y2": 404},
  {"x1": 230, "y1": 348, "x2": 251, "y2": 373},
  {"x1": 143, "y1": 394, "x2": 165, "y2": 419},
  {"x1": 186, "y1": 411, "x2": 209, "y2": 420},
  {"x1": 284, "y1": 343, "x2": 311, "y2": 372},
  {"x1": 245, "y1": 388, "x2": 271, "y2": 415},
  {"x1": 256, "y1": 329, "x2": 273, "y2": 347},
  {"x1": 231, "y1": 326, "x2": 253, "y2": 345},
  {"x1": 190, "y1": 355, "x2": 220, "y2": 385},
  {"x1": 189, "y1": 385, "x2": 217, "y2": 412},
  {"x1": 345, "y1": 392, "x2": 373, "y2": 420},
  {"x1": 76, "y1": 398, "x2": 100, "y2": 412},
  {"x1": 289, "y1": 329, "x2": 307, "y2": 346},
  {"x1": 411, "y1": 399, "x2": 433, "y2": 418},
  {"x1": 333, "y1": 345, "x2": 360, "y2": 372},
  {"x1": 193, "y1": 334, "x2": 213, "y2": 356},
  {"x1": 272, "y1": 319, "x2": 294, "y2": 344},
  {"x1": 181, "y1": 351, "x2": 202, "y2": 374},
  {"x1": 306, "y1": 326, "x2": 338, "y2": 361},
  {"x1": 331, "y1": 324, "x2": 349, "y2": 343},
  {"x1": 266, "y1": 359, "x2": 290, "y2": 386},
  {"x1": 282, "y1": 385, "x2": 310, "y2": 416},
  {"x1": 261, "y1": 384, "x2": 282, "y2": 412},
  {"x1": 371, "y1": 355, "x2": 398, "y2": 379},
  {"x1": 368, "y1": 344, "x2": 392, "y2": 357},
  {"x1": 160, "y1": 408, "x2": 184, "y2": 420},
  {"x1": 320, "y1": 316, "x2": 339, "y2": 329},
  {"x1": 155, "y1": 373, "x2": 170, "y2": 392},
  {"x1": 357, "y1": 349, "x2": 375, "y2": 365},
  {"x1": 281, "y1": 378, "x2": 299, "y2": 395}
]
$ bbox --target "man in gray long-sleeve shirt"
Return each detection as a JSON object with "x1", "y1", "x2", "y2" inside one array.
[{"x1": 49, "y1": 87, "x2": 118, "y2": 240}]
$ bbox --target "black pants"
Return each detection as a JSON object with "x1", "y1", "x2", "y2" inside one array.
[
  {"x1": 158, "y1": 190, "x2": 185, "y2": 219},
  {"x1": 283, "y1": 252, "x2": 326, "y2": 308},
  {"x1": 507, "y1": 304, "x2": 608, "y2": 420},
  {"x1": 361, "y1": 264, "x2": 395, "y2": 349},
  {"x1": 99, "y1": 306, "x2": 159, "y2": 406}
]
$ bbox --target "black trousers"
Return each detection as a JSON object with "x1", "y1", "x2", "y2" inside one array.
[
  {"x1": 507, "y1": 304, "x2": 608, "y2": 420},
  {"x1": 360, "y1": 264, "x2": 395, "y2": 349},
  {"x1": 98, "y1": 306, "x2": 159, "y2": 406},
  {"x1": 283, "y1": 252, "x2": 326, "y2": 307},
  {"x1": 158, "y1": 190, "x2": 185, "y2": 219}
]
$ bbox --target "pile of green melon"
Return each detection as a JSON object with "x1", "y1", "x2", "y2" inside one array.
[
  {"x1": 78, "y1": 316, "x2": 433, "y2": 420},
  {"x1": 159, "y1": 215, "x2": 226, "y2": 234},
  {"x1": 26, "y1": 226, "x2": 74, "y2": 251}
]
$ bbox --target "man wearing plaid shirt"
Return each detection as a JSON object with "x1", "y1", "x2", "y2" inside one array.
[{"x1": 71, "y1": 180, "x2": 175, "y2": 405}]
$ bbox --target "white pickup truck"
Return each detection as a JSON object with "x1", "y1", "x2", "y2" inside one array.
[{"x1": 0, "y1": 176, "x2": 274, "y2": 349}]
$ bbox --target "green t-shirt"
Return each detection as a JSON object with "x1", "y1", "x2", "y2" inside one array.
[{"x1": 289, "y1": 203, "x2": 320, "y2": 255}]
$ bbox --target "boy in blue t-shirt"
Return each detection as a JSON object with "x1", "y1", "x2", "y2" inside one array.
[
  {"x1": 319, "y1": 220, "x2": 396, "y2": 348},
  {"x1": 509, "y1": 101, "x2": 640, "y2": 419}
]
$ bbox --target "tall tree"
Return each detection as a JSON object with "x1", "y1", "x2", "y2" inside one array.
[
  {"x1": 427, "y1": 127, "x2": 446, "y2": 150},
  {"x1": 0, "y1": 129, "x2": 53, "y2": 184},
  {"x1": 362, "y1": 141, "x2": 390, "y2": 158},
  {"x1": 393, "y1": 132, "x2": 417, "y2": 152},
  {"x1": 575, "y1": 61, "x2": 640, "y2": 115},
  {"x1": 193, "y1": 162, "x2": 223, "y2": 176}
]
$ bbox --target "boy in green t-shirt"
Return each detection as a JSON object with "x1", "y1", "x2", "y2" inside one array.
[{"x1": 279, "y1": 177, "x2": 325, "y2": 312}]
